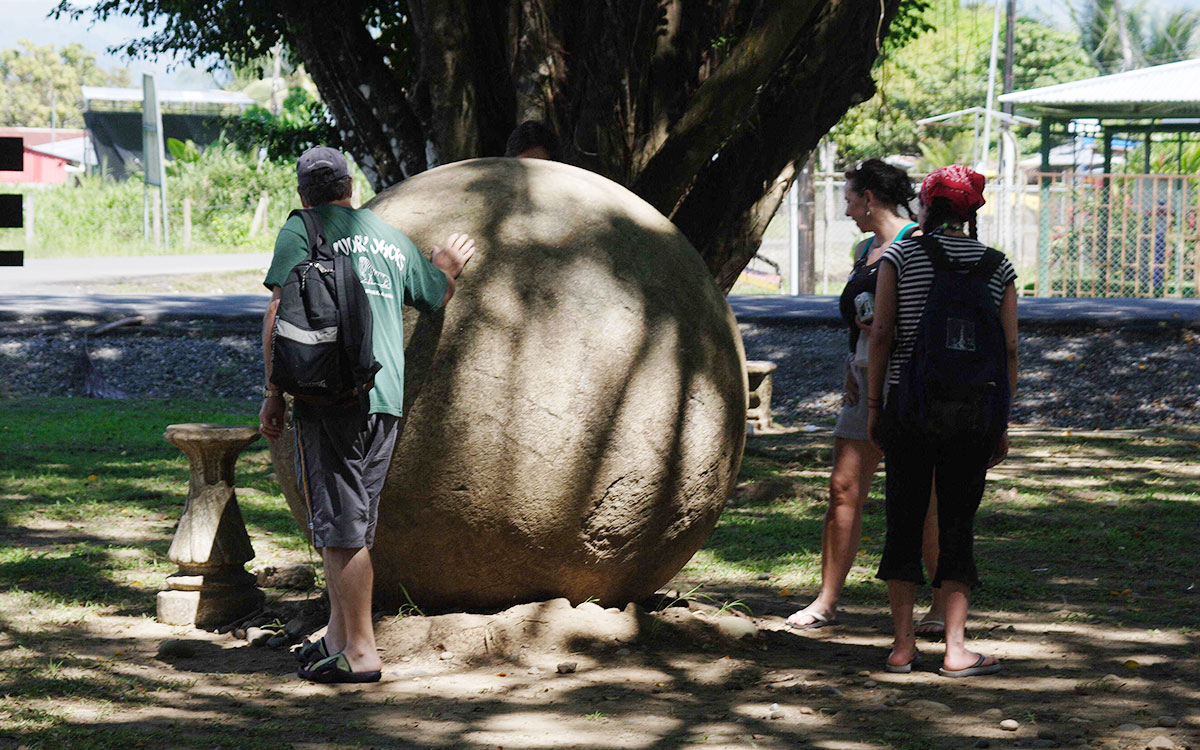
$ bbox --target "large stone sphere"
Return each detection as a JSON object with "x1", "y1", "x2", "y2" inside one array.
[{"x1": 271, "y1": 157, "x2": 746, "y2": 610}]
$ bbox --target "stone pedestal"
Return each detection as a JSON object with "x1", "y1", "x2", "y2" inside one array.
[
  {"x1": 745, "y1": 360, "x2": 778, "y2": 431},
  {"x1": 158, "y1": 423, "x2": 264, "y2": 628}
]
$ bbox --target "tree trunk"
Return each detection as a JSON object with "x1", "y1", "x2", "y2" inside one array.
[{"x1": 284, "y1": 0, "x2": 901, "y2": 288}]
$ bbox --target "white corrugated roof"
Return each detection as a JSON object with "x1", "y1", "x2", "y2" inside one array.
[
  {"x1": 999, "y1": 59, "x2": 1200, "y2": 118},
  {"x1": 81, "y1": 86, "x2": 255, "y2": 107},
  {"x1": 27, "y1": 136, "x2": 96, "y2": 167}
]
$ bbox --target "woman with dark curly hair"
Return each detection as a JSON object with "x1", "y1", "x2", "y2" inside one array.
[{"x1": 788, "y1": 159, "x2": 944, "y2": 635}]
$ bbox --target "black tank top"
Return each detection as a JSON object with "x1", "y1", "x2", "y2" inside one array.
[{"x1": 838, "y1": 224, "x2": 918, "y2": 352}]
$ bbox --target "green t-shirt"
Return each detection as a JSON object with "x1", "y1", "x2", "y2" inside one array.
[{"x1": 263, "y1": 204, "x2": 449, "y2": 417}]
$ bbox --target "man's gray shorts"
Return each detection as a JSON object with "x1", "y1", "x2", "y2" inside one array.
[{"x1": 292, "y1": 404, "x2": 399, "y2": 549}]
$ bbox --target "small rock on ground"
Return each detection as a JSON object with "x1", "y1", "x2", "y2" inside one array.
[
  {"x1": 1000, "y1": 719, "x2": 1020, "y2": 731},
  {"x1": 713, "y1": 615, "x2": 758, "y2": 640},
  {"x1": 556, "y1": 662, "x2": 577, "y2": 674},
  {"x1": 157, "y1": 639, "x2": 197, "y2": 658},
  {"x1": 907, "y1": 699, "x2": 952, "y2": 717},
  {"x1": 245, "y1": 627, "x2": 272, "y2": 647}
]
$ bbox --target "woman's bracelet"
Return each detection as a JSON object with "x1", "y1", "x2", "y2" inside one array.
[{"x1": 866, "y1": 396, "x2": 883, "y2": 407}]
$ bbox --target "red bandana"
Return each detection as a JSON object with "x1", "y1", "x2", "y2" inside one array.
[{"x1": 919, "y1": 165, "x2": 986, "y2": 219}]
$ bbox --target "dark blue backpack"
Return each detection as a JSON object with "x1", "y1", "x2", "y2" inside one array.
[
  {"x1": 894, "y1": 235, "x2": 1009, "y2": 440},
  {"x1": 271, "y1": 209, "x2": 381, "y2": 405}
]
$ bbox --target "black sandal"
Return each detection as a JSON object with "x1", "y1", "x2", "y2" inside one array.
[
  {"x1": 293, "y1": 637, "x2": 328, "y2": 665},
  {"x1": 297, "y1": 653, "x2": 382, "y2": 684}
]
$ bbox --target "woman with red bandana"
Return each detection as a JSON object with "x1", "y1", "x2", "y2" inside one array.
[
  {"x1": 865, "y1": 165, "x2": 1019, "y2": 677},
  {"x1": 787, "y1": 159, "x2": 945, "y2": 636}
]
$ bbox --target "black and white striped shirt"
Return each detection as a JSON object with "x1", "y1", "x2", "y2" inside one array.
[{"x1": 881, "y1": 232, "x2": 1017, "y2": 385}]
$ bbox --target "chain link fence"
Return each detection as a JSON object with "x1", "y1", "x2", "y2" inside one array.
[
  {"x1": 1031, "y1": 172, "x2": 1200, "y2": 298},
  {"x1": 742, "y1": 170, "x2": 1199, "y2": 298}
]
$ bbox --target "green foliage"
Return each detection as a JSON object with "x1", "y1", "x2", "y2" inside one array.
[
  {"x1": 884, "y1": 0, "x2": 936, "y2": 54},
  {"x1": 1073, "y1": 0, "x2": 1200, "y2": 73},
  {"x1": 916, "y1": 131, "x2": 975, "y2": 171},
  {"x1": 227, "y1": 86, "x2": 338, "y2": 161},
  {"x1": 0, "y1": 40, "x2": 127, "y2": 128},
  {"x1": 3, "y1": 141, "x2": 372, "y2": 257},
  {"x1": 834, "y1": 0, "x2": 1097, "y2": 162},
  {"x1": 166, "y1": 138, "x2": 201, "y2": 164}
]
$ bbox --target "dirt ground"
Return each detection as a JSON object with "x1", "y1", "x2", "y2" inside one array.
[{"x1": 2, "y1": 435, "x2": 1198, "y2": 750}]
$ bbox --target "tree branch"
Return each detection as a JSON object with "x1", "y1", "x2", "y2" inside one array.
[
  {"x1": 282, "y1": 1, "x2": 427, "y2": 190},
  {"x1": 631, "y1": 0, "x2": 823, "y2": 214},
  {"x1": 671, "y1": 0, "x2": 901, "y2": 290}
]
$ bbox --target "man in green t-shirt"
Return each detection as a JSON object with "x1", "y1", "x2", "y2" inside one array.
[{"x1": 258, "y1": 146, "x2": 476, "y2": 684}]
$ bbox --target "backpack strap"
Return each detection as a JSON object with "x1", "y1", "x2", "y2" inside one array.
[
  {"x1": 918, "y1": 234, "x2": 1004, "y2": 279},
  {"x1": 916, "y1": 234, "x2": 951, "y2": 270},
  {"x1": 971, "y1": 247, "x2": 1005, "y2": 282},
  {"x1": 852, "y1": 237, "x2": 873, "y2": 264},
  {"x1": 289, "y1": 209, "x2": 333, "y2": 261}
]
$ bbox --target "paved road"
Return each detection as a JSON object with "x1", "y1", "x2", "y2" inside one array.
[
  {"x1": 0, "y1": 252, "x2": 273, "y2": 290},
  {"x1": 1, "y1": 254, "x2": 1198, "y2": 325},
  {"x1": 3, "y1": 291, "x2": 1198, "y2": 327}
]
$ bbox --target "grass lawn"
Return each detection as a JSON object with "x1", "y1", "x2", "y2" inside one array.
[
  {"x1": 681, "y1": 429, "x2": 1200, "y2": 632},
  {"x1": 1, "y1": 398, "x2": 1197, "y2": 749}
]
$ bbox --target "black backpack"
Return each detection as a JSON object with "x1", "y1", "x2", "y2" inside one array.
[
  {"x1": 893, "y1": 235, "x2": 1009, "y2": 440},
  {"x1": 271, "y1": 209, "x2": 381, "y2": 405}
]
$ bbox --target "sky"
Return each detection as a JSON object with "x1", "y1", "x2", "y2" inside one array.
[
  {"x1": 4, "y1": 0, "x2": 1200, "y2": 92},
  {"x1": 2, "y1": 0, "x2": 222, "y2": 90}
]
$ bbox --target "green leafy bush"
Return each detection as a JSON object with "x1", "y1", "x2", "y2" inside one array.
[{"x1": 6, "y1": 140, "x2": 373, "y2": 257}]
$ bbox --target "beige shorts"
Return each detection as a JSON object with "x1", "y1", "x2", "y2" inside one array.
[{"x1": 833, "y1": 362, "x2": 870, "y2": 441}]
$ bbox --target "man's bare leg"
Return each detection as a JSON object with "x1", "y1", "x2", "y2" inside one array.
[
  {"x1": 319, "y1": 546, "x2": 347, "y2": 656},
  {"x1": 321, "y1": 546, "x2": 382, "y2": 673}
]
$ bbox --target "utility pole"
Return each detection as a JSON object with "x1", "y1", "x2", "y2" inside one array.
[
  {"x1": 1002, "y1": 0, "x2": 1016, "y2": 115},
  {"x1": 980, "y1": 0, "x2": 1004, "y2": 171}
]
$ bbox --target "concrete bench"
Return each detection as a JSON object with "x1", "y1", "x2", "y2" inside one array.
[{"x1": 745, "y1": 360, "x2": 777, "y2": 432}]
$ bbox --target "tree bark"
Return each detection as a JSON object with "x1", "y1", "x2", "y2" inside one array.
[
  {"x1": 280, "y1": 0, "x2": 901, "y2": 288},
  {"x1": 281, "y1": 1, "x2": 427, "y2": 186}
]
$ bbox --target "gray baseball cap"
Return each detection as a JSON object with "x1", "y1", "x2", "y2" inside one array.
[{"x1": 297, "y1": 146, "x2": 350, "y2": 188}]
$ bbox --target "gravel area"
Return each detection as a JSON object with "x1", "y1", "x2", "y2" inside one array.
[
  {"x1": 2, "y1": 317, "x2": 1197, "y2": 430},
  {"x1": 740, "y1": 322, "x2": 1200, "y2": 430},
  {"x1": 0, "y1": 320, "x2": 264, "y2": 403}
]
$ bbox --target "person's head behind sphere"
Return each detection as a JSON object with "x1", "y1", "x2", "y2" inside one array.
[
  {"x1": 297, "y1": 146, "x2": 354, "y2": 208},
  {"x1": 842, "y1": 158, "x2": 916, "y2": 232},
  {"x1": 505, "y1": 120, "x2": 561, "y2": 161}
]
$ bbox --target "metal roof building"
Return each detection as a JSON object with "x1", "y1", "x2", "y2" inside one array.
[{"x1": 999, "y1": 60, "x2": 1200, "y2": 173}]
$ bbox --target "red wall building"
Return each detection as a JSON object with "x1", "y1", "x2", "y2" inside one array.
[{"x1": 0, "y1": 127, "x2": 86, "y2": 185}]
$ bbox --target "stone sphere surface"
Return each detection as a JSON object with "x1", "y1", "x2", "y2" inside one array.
[{"x1": 271, "y1": 158, "x2": 746, "y2": 610}]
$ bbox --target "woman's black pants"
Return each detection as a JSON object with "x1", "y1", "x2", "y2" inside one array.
[{"x1": 876, "y1": 415, "x2": 994, "y2": 589}]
